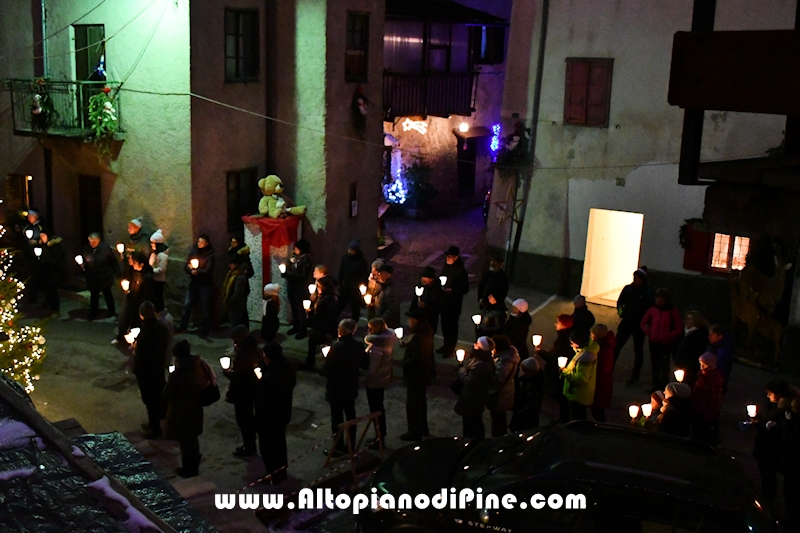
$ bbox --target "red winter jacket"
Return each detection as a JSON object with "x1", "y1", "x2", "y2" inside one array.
[
  {"x1": 591, "y1": 331, "x2": 616, "y2": 410},
  {"x1": 691, "y1": 367, "x2": 724, "y2": 424},
  {"x1": 640, "y1": 305, "x2": 682, "y2": 345}
]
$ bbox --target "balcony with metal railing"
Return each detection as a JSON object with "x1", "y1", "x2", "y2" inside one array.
[
  {"x1": 2, "y1": 79, "x2": 122, "y2": 138},
  {"x1": 383, "y1": 71, "x2": 477, "y2": 120}
]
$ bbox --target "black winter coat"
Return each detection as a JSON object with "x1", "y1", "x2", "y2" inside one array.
[
  {"x1": 571, "y1": 307, "x2": 595, "y2": 336},
  {"x1": 309, "y1": 290, "x2": 339, "y2": 338},
  {"x1": 673, "y1": 326, "x2": 708, "y2": 385},
  {"x1": 441, "y1": 259, "x2": 469, "y2": 315},
  {"x1": 505, "y1": 312, "x2": 532, "y2": 359},
  {"x1": 163, "y1": 355, "x2": 207, "y2": 439},
  {"x1": 254, "y1": 350, "x2": 296, "y2": 427},
  {"x1": 617, "y1": 283, "x2": 655, "y2": 323},
  {"x1": 478, "y1": 269, "x2": 509, "y2": 311},
  {"x1": 753, "y1": 400, "x2": 785, "y2": 464},
  {"x1": 322, "y1": 335, "x2": 363, "y2": 403},
  {"x1": 540, "y1": 328, "x2": 573, "y2": 394},
  {"x1": 184, "y1": 244, "x2": 215, "y2": 286},
  {"x1": 374, "y1": 279, "x2": 400, "y2": 328},
  {"x1": 132, "y1": 317, "x2": 169, "y2": 404},
  {"x1": 83, "y1": 241, "x2": 120, "y2": 291},
  {"x1": 658, "y1": 396, "x2": 692, "y2": 438},
  {"x1": 126, "y1": 265, "x2": 155, "y2": 311},
  {"x1": 223, "y1": 337, "x2": 262, "y2": 404},
  {"x1": 509, "y1": 370, "x2": 546, "y2": 432},
  {"x1": 409, "y1": 281, "x2": 442, "y2": 327},
  {"x1": 283, "y1": 252, "x2": 311, "y2": 288},
  {"x1": 402, "y1": 321, "x2": 435, "y2": 387},
  {"x1": 338, "y1": 251, "x2": 369, "y2": 297}
]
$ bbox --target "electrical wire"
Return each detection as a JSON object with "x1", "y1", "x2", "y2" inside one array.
[
  {"x1": 119, "y1": 0, "x2": 168, "y2": 85},
  {"x1": 122, "y1": 86, "x2": 777, "y2": 171},
  {"x1": 1, "y1": 0, "x2": 163, "y2": 62},
  {"x1": 0, "y1": 0, "x2": 108, "y2": 60}
]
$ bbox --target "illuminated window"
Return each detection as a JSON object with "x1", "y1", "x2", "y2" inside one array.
[{"x1": 710, "y1": 233, "x2": 749, "y2": 271}]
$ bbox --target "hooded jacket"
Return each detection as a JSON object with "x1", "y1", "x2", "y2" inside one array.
[
  {"x1": 363, "y1": 329, "x2": 395, "y2": 389},
  {"x1": 561, "y1": 346, "x2": 597, "y2": 406}
]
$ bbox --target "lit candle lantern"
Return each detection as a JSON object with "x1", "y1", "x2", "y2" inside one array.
[
  {"x1": 189, "y1": 258, "x2": 199, "y2": 269},
  {"x1": 303, "y1": 299, "x2": 311, "y2": 311},
  {"x1": 116, "y1": 243, "x2": 125, "y2": 254},
  {"x1": 279, "y1": 264, "x2": 286, "y2": 274},
  {"x1": 123, "y1": 327, "x2": 141, "y2": 345},
  {"x1": 33, "y1": 247, "x2": 42, "y2": 258},
  {"x1": 415, "y1": 286, "x2": 423, "y2": 297},
  {"x1": 629, "y1": 405, "x2": 640, "y2": 419},
  {"x1": 254, "y1": 368, "x2": 262, "y2": 379},
  {"x1": 471, "y1": 314, "x2": 481, "y2": 325},
  {"x1": 456, "y1": 349, "x2": 466, "y2": 362},
  {"x1": 674, "y1": 369, "x2": 685, "y2": 382},
  {"x1": 364, "y1": 294, "x2": 372, "y2": 305},
  {"x1": 747, "y1": 405, "x2": 757, "y2": 418},
  {"x1": 120, "y1": 279, "x2": 130, "y2": 292},
  {"x1": 642, "y1": 403, "x2": 652, "y2": 417},
  {"x1": 169, "y1": 365, "x2": 175, "y2": 374},
  {"x1": 74, "y1": 255, "x2": 84, "y2": 265},
  {"x1": 532, "y1": 334, "x2": 542, "y2": 347},
  {"x1": 439, "y1": 276, "x2": 447, "y2": 286},
  {"x1": 219, "y1": 356, "x2": 231, "y2": 370},
  {"x1": 308, "y1": 283, "x2": 316, "y2": 295},
  {"x1": 557, "y1": 356, "x2": 568, "y2": 368},
  {"x1": 322, "y1": 346, "x2": 331, "y2": 357},
  {"x1": 394, "y1": 327, "x2": 403, "y2": 339},
  {"x1": 25, "y1": 229, "x2": 33, "y2": 239},
  {"x1": 359, "y1": 284, "x2": 367, "y2": 295}
]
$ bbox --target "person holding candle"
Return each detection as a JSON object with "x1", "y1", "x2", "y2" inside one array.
[
  {"x1": 571, "y1": 295, "x2": 595, "y2": 337},
  {"x1": 487, "y1": 335, "x2": 519, "y2": 437},
  {"x1": 690, "y1": 352, "x2": 724, "y2": 447},
  {"x1": 281, "y1": 239, "x2": 311, "y2": 339},
  {"x1": 509, "y1": 356, "x2": 546, "y2": 432},
  {"x1": 438, "y1": 246, "x2": 470, "y2": 358},
  {"x1": 504, "y1": 298, "x2": 532, "y2": 360},
  {"x1": 639, "y1": 288, "x2": 683, "y2": 390},
  {"x1": 477, "y1": 255, "x2": 509, "y2": 332},
  {"x1": 673, "y1": 310, "x2": 710, "y2": 388},
  {"x1": 222, "y1": 326, "x2": 262, "y2": 457},
  {"x1": 82, "y1": 232, "x2": 121, "y2": 321},
  {"x1": 115, "y1": 252, "x2": 154, "y2": 345},
  {"x1": 261, "y1": 283, "x2": 281, "y2": 343},
  {"x1": 560, "y1": 330, "x2": 598, "y2": 421},
  {"x1": 362, "y1": 318, "x2": 395, "y2": 449},
  {"x1": 536, "y1": 314, "x2": 575, "y2": 424},
  {"x1": 753, "y1": 379, "x2": 792, "y2": 502},
  {"x1": 254, "y1": 341, "x2": 296, "y2": 483},
  {"x1": 133, "y1": 301, "x2": 170, "y2": 440},
  {"x1": 657, "y1": 382, "x2": 692, "y2": 437},
  {"x1": 371, "y1": 264, "x2": 400, "y2": 329},
  {"x1": 122, "y1": 218, "x2": 150, "y2": 278},
  {"x1": 633, "y1": 390, "x2": 665, "y2": 429},
  {"x1": 400, "y1": 309, "x2": 435, "y2": 441},
  {"x1": 20, "y1": 208, "x2": 48, "y2": 305},
  {"x1": 321, "y1": 319, "x2": 362, "y2": 458},
  {"x1": 409, "y1": 266, "x2": 442, "y2": 335},
  {"x1": 148, "y1": 229, "x2": 169, "y2": 312},
  {"x1": 162, "y1": 339, "x2": 210, "y2": 478},
  {"x1": 36, "y1": 232, "x2": 65, "y2": 316},
  {"x1": 305, "y1": 277, "x2": 339, "y2": 371},
  {"x1": 614, "y1": 267, "x2": 655, "y2": 383},
  {"x1": 176, "y1": 235, "x2": 216, "y2": 337},
  {"x1": 337, "y1": 241, "x2": 369, "y2": 321},
  {"x1": 454, "y1": 336, "x2": 495, "y2": 440},
  {"x1": 589, "y1": 324, "x2": 616, "y2": 422}
]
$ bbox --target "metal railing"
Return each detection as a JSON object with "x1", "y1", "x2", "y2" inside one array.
[
  {"x1": 2, "y1": 79, "x2": 122, "y2": 137},
  {"x1": 383, "y1": 71, "x2": 477, "y2": 120}
]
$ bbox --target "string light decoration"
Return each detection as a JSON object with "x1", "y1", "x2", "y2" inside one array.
[{"x1": 0, "y1": 249, "x2": 46, "y2": 392}]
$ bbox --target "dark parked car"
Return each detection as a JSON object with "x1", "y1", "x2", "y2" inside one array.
[{"x1": 359, "y1": 421, "x2": 775, "y2": 533}]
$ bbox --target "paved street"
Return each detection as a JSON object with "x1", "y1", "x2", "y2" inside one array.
[{"x1": 20, "y1": 279, "x2": 791, "y2": 531}]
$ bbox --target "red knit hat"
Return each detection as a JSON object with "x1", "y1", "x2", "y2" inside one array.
[{"x1": 556, "y1": 314, "x2": 574, "y2": 329}]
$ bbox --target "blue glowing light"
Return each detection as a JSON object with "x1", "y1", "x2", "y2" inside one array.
[
  {"x1": 490, "y1": 124, "x2": 501, "y2": 153},
  {"x1": 385, "y1": 178, "x2": 407, "y2": 204}
]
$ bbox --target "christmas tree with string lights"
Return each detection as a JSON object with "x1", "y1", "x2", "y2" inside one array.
[{"x1": 0, "y1": 224, "x2": 46, "y2": 393}]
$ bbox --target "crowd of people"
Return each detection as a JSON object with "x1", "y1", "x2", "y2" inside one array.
[{"x1": 12, "y1": 215, "x2": 800, "y2": 525}]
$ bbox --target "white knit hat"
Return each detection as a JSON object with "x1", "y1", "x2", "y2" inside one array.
[
  {"x1": 476, "y1": 336, "x2": 493, "y2": 352},
  {"x1": 130, "y1": 217, "x2": 143, "y2": 228},
  {"x1": 150, "y1": 229, "x2": 165, "y2": 244},
  {"x1": 512, "y1": 298, "x2": 529, "y2": 313},
  {"x1": 263, "y1": 283, "x2": 280, "y2": 296}
]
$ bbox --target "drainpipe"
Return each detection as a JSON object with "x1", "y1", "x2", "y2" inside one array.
[
  {"x1": 41, "y1": 0, "x2": 48, "y2": 76},
  {"x1": 507, "y1": 0, "x2": 549, "y2": 280}
]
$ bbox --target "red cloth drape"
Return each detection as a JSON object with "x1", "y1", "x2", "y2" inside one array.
[{"x1": 242, "y1": 215, "x2": 301, "y2": 284}]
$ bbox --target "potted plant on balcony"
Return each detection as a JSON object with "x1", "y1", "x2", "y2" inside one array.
[
  {"x1": 87, "y1": 86, "x2": 119, "y2": 159},
  {"x1": 30, "y1": 79, "x2": 58, "y2": 133}
]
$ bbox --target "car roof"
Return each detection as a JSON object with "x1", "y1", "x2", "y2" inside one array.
[{"x1": 532, "y1": 422, "x2": 753, "y2": 506}]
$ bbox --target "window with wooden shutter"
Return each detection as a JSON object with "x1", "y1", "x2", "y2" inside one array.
[{"x1": 564, "y1": 58, "x2": 613, "y2": 127}]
